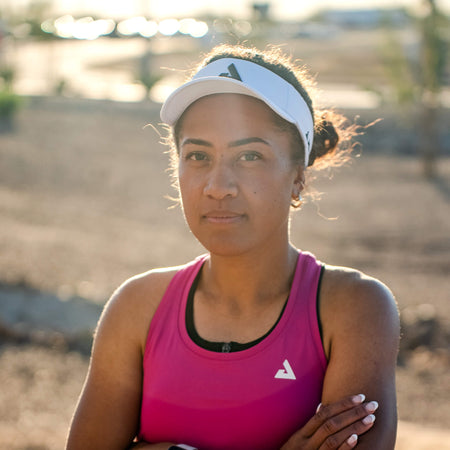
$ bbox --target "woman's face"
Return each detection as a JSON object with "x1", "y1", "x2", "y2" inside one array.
[{"x1": 177, "y1": 93, "x2": 304, "y2": 257}]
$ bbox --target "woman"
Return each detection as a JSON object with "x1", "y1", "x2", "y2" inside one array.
[{"x1": 67, "y1": 45, "x2": 400, "y2": 449}]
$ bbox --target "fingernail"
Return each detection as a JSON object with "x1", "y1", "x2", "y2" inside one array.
[
  {"x1": 316, "y1": 403, "x2": 322, "y2": 413},
  {"x1": 366, "y1": 401, "x2": 379, "y2": 413},
  {"x1": 363, "y1": 414, "x2": 376, "y2": 425},
  {"x1": 352, "y1": 394, "x2": 365, "y2": 404},
  {"x1": 347, "y1": 434, "x2": 358, "y2": 445}
]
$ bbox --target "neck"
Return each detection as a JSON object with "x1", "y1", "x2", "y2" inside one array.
[{"x1": 200, "y1": 243, "x2": 299, "y2": 310}]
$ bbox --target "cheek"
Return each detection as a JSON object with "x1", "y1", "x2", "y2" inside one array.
[
  {"x1": 179, "y1": 180, "x2": 195, "y2": 207},
  {"x1": 178, "y1": 166, "x2": 197, "y2": 192},
  {"x1": 252, "y1": 166, "x2": 295, "y2": 198},
  {"x1": 178, "y1": 172, "x2": 191, "y2": 201},
  {"x1": 178, "y1": 172, "x2": 204, "y2": 216},
  {"x1": 247, "y1": 179, "x2": 292, "y2": 216}
]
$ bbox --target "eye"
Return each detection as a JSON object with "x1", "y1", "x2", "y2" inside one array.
[
  {"x1": 238, "y1": 152, "x2": 262, "y2": 162},
  {"x1": 185, "y1": 151, "x2": 209, "y2": 161}
]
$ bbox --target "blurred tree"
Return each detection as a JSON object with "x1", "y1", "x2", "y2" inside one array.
[
  {"x1": 381, "y1": 0, "x2": 448, "y2": 178},
  {"x1": 252, "y1": 3, "x2": 270, "y2": 21},
  {"x1": 0, "y1": 65, "x2": 13, "y2": 88},
  {"x1": 137, "y1": 72, "x2": 162, "y2": 101},
  {"x1": 248, "y1": 2, "x2": 274, "y2": 49},
  {"x1": 25, "y1": 0, "x2": 54, "y2": 39},
  {"x1": 0, "y1": 0, "x2": 52, "y2": 38},
  {"x1": 418, "y1": 0, "x2": 447, "y2": 178},
  {"x1": 381, "y1": 28, "x2": 417, "y2": 105},
  {"x1": 0, "y1": 66, "x2": 22, "y2": 131}
]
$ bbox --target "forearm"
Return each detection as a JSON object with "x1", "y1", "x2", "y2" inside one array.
[{"x1": 350, "y1": 409, "x2": 397, "y2": 450}]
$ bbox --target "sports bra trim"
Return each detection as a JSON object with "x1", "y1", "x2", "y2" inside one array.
[{"x1": 185, "y1": 268, "x2": 290, "y2": 352}]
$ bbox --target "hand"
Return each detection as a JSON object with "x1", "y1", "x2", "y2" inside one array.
[{"x1": 280, "y1": 394, "x2": 379, "y2": 449}]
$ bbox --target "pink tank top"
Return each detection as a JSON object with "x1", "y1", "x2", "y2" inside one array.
[{"x1": 139, "y1": 252, "x2": 327, "y2": 449}]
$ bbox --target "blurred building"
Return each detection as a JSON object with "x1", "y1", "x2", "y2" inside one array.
[{"x1": 319, "y1": 8, "x2": 410, "y2": 28}]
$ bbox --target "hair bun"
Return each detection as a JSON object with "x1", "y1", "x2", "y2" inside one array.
[{"x1": 308, "y1": 115, "x2": 340, "y2": 166}]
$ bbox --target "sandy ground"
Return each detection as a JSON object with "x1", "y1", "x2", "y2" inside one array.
[{"x1": 0, "y1": 96, "x2": 449, "y2": 449}]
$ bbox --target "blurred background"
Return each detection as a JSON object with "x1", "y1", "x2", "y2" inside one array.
[{"x1": 0, "y1": 0, "x2": 449, "y2": 449}]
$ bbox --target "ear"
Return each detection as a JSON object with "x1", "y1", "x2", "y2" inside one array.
[
  {"x1": 292, "y1": 166, "x2": 305, "y2": 196},
  {"x1": 293, "y1": 165, "x2": 305, "y2": 194}
]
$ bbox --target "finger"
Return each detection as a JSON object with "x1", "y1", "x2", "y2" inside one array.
[
  {"x1": 314, "y1": 402, "x2": 378, "y2": 445},
  {"x1": 319, "y1": 414, "x2": 376, "y2": 450},
  {"x1": 338, "y1": 433, "x2": 358, "y2": 449},
  {"x1": 301, "y1": 394, "x2": 366, "y2": 437}
]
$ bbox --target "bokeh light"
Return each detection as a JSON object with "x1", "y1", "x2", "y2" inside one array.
[{"x1": 158, "y1": 18, "x2": 180, "y2": 36}]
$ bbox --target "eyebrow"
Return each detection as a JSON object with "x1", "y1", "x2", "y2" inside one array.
[
  {"x1": 229, "y1": 137, "x2": 270, "y2": 148},
  {"x1": 180, "y1": 137, "x2": 270, "y2": 148},
  {"x1": 181, "y1": 138, "x2": 212, "y2": 147}
]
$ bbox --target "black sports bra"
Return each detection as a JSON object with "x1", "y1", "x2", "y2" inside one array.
[{"x1": 185, "y1": 270, "x2": 288, "y2": 353}]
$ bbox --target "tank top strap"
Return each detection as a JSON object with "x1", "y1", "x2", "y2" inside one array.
[
  {"x1": 289, "y1": 250, "x2": 326, "y2": 369},
  {"x1": 144, "y1": 254, "x2": 208, "y2": 360}
]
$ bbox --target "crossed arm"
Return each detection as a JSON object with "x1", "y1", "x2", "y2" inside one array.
[
  {"x1": 281, "y1": 267, "x2": 400, "y2": 449},
  {"x1": 66, "y1": 268, "x2": 400, "y2": 450}
]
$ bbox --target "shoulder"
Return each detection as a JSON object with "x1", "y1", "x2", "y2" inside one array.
[
  {"x1": 111, "y1": 265, "x2": 182, "y2": 311},
  {"x1": 96, "y1": 264, "x2": 185, "y2": 351},
  {"x1": 321, "y1": 264, "x2": 398, "y2": 316},
  {"x1": 319, "y1": 265, "x2": 400, "y2": 358}
]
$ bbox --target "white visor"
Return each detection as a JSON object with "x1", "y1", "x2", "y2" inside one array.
[{"x1": 160, "y1": 58, "x2": 314, "y2": 166}]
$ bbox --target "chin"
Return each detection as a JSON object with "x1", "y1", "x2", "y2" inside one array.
[{"x1": 195, "y1": 235, "x2": 255, "y2": 258}]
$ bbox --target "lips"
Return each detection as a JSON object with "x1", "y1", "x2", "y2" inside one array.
[{"x1": 202, "y1": 210, "x2": 245, "y2": 224}]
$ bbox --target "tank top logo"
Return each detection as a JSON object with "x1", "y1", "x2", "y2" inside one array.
[{"x1": 274, "y1": 359, "x2": 296, "y2": 380}]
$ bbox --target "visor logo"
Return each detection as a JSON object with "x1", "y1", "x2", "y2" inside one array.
[{"x1": 219, "y1": 63, "x2": 242, "y2": 81}]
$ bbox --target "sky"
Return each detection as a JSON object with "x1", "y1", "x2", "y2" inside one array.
[{"x1": 3, "y1": 0, "x2": 450, "y2": 20}]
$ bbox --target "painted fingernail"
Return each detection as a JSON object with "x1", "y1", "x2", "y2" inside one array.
[
  {"x1": 316, "y1": 403, "x2": 322, "y2": 413},
  {"x1": 365, "y1": 401, "x2": 379, "y2": 413},
  {"x1": 352, "y1": 394, "x2": 365, "y2": 404},
  {"x1": 347, "y1": 434, "x2": 358, "y2": 445},
  {"x1": 363, "y1": 414, "x2": 376, "y2": 425}
]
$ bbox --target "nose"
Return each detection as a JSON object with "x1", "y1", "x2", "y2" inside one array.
[{"x1": 203, "y1": 160, "x2": 238, "y2": 200}]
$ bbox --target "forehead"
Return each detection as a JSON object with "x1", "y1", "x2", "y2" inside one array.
[{"x1": 178, "y1": 93, "x2": 283, "y2": 132}]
